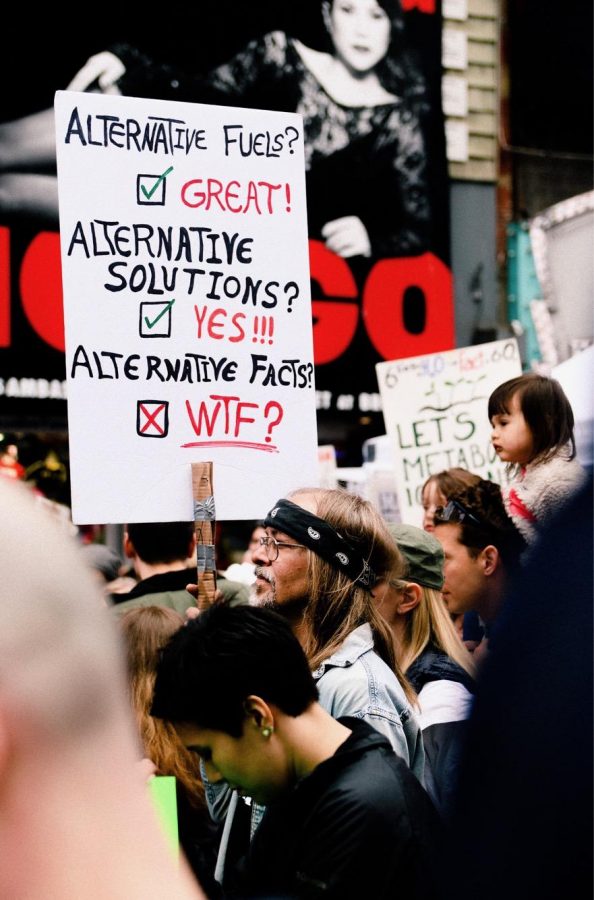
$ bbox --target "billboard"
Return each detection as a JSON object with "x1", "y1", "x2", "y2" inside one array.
[{"x1": 0, "y1": 1, "x2": 451, "y2": 450}]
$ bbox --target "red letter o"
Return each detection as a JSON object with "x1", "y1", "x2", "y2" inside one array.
[{"x1": 363, "y1": 253, "x2": 454, "y2": 359}]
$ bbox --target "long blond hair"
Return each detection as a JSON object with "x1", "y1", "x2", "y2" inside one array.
[
  {"x1": 393, "y1": 580, "x2": 476, "y2": 679},
  {"x1": 119, "y1": 606, "x2": 205, "y2": 809},
  {"x1": 289, "y1": 488, "x2": 417, "y2": 705}
]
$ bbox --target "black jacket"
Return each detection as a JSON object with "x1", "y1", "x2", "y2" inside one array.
[
  {"x1": 229, "y1": 717, "x2": 444, "y2": 899},
  {"x1": 407, "y1": 645, "x2": 475, "y2": 819}
]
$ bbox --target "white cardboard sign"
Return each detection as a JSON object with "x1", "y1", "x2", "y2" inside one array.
[
  {"x1": 55, "y1": 91, "x2": 318, "y2": 523},
  {"x1": 376, "y1": 339, "x2": 522, "y2": 525}
]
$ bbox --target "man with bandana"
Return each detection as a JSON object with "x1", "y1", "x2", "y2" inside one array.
[{"x1": 252, "y1": 488, "x2": 423, "y2": 774}]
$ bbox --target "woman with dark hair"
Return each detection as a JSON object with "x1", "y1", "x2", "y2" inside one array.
[{"x1": 0, "y1": 0, "x2": 431, "y2": 259}]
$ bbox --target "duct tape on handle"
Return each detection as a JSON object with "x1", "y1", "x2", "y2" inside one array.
[
  {"x1": 197, "y1": 543, "x2": 216, "y2": 574},
  {"x1": 194, "y1": 496, "x2": 216, "y2": 522}
]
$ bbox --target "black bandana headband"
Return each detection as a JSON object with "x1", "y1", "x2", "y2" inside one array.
[{"x1": 263, "y1": 498, "x2": 377, "y2": 590}]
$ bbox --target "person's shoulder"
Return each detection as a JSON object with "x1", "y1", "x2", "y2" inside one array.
[
  {"x1": 292, "y1": 38, "x2": 329, "y2": 76},
  {"x1": 316, "y1": 652, "x2": 409, "y2": 729},
  {"x1": 417, "y1": 679, "x2": 474, "y2": 730},
  {"x1": 110, "y1": 589, "x2": 189, "y2": 617},
  {"x1": 315, "y1": 628, "x2": 409, "y2": 717},
  {"x1": 357, "y1": 644, "x2": 411, "y2": 702},
  {"x1": 315, "y1": 658, "x2": 393, "y2": 730},
  {"x1": 313, "y1": 737, "x2": 430, "y2": 832},
  {"x1": 110, "y1": 594, "x2": 151, "y2": 617},
  {"x1": 217, "y1": 576, "x2": 250, "y2": 607},
  {"x1": 315, "y1": 657, "x2": 369, "y2": 702},
  {"x1": 526, "y1": 452, "x2": 586, "y2": 516},
  {"x1": 550, "y1": 451, "x2": 585, "y2": 481},
  {"x1": 527, "y1": 449, "x2": 582, "y2": 479}
]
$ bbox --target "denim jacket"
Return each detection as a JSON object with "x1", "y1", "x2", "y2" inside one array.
[{"x1": 313, "y1": 623, "x2": 425, "y2": 784}]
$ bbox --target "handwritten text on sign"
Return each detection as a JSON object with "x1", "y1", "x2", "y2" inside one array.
[
  {"x1": 376, "y1": 339, "x2": 522, "y2": 525},
  {"x1": 56, "y1": 92, "x2": 317, "y2": 523}
]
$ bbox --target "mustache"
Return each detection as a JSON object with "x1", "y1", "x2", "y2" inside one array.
[{"x1": 254, "y1": 566, "x2": 273, "y2": 583}]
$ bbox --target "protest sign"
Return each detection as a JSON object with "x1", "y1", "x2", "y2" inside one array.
[
  {"x1": 376, "y1": 338, "x2": 522, "y2": 525},
  {"x1": 55, "y1": 91, "x2": 317, "y2": 523},
  {"x1": 149, "y1": 776, "x2": 179, "y2": 859}
]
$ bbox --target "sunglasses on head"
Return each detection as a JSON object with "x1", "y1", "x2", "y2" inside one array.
[{"x1": 434, "y1": 499, "x2": 484, "y2": 529}]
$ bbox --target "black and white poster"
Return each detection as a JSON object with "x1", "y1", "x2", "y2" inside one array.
[{"x1": 0, "y1": 0, "x2": 451, "y2": 459}]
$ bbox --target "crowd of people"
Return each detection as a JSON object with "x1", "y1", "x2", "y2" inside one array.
[
  {"x1": 0, "y1": 1, "x2": 589, "y2": 891},
  {"x1": 0, "y1": 372, "x2": 591, "y2": 898}
]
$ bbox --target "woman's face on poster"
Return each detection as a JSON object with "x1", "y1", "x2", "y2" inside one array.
[{"x1": 325, "y1": 0, "x2": 392, "y2": 74}]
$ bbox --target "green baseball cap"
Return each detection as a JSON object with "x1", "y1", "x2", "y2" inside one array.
[{"x1": 388, "y1": 523, "x2": 444, "y2": 591}]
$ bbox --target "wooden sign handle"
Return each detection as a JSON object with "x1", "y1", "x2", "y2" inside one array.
[{"x1": 191, "y1": 462, "x2": 217, "y2": 611}]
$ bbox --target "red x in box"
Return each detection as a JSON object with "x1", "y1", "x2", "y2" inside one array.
[{"x1": 137, "y1": 400, "x2": 169, "y2": 439}]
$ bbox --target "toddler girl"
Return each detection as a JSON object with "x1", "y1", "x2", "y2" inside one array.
[{"x1": 488, "y1": 373, "x2": 584, "y2": 541}]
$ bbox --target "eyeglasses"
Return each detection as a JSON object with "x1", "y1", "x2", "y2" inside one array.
[
  {"x1": 258, "y1": 535, "x2": 306, "y2": 562},
  {"x1": 434, "y1": 499, "x2": 485, "y2": 529}
]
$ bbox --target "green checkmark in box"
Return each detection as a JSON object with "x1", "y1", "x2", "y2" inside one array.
[
  {"x1": 137, "y1": 167, "x2": 173, "y2": 205},
  {"x1": 139, "y1": 299, "x2": 175, "y2": 338}
]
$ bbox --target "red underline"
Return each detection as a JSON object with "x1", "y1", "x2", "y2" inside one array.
[{"x1": 180, "y1": 440, "x2": 279, "y2": 453}]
